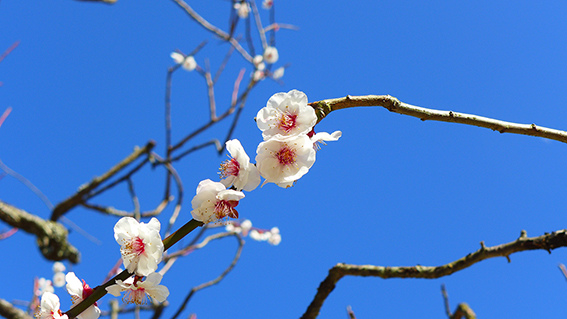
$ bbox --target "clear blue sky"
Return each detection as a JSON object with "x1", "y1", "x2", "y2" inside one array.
[{"x1": 1, "y1": 1, "x2": 567, "y2": 318}]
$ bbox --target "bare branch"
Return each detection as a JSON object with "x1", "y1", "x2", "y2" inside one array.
[
  {"x1": 0, "y1": 200, "x2": 80, "y2": 263},
  {"x1": 0, "y1": 41, "x2": 19, "y2": 65},
  {"x1": 441, "y1": 284, "x2": 476, "y2": 319},
  {"x1": 170, "y1": 0, "x2": 253, "y2": 62},
  {"x1": 73, "y1": 0, "x2": 117, "y2": 4},
  {"x1": 170, "y1": 234, "x2": 244, "y2": 319},
  {"x1": 301, "y1": 229, "x2": 567, "y2": 319},
  {"x1": 310, "y1": 95, "x2": 567, "y2": 144},
  {"x1": 51, "y1": 140, "x2": 156, "y2": 221},
  {"x1": 0, "y1": 298, "x2": 32, "y2": 319}
]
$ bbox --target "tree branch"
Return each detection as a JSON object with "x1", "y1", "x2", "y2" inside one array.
[
  {"x1": 310, "y1": 95, "x2": 567, "y2": 144},
  {"x1": 0, "y1": 298, "x2": 32, "y2": 319},
  {"x1": 300, "y1": 229, "x2": 567, "y2": 319},
  {"x1": 51, "y1": 140, "x2": 156, "y2": 221},
  {"x1": 0, "y1": 200, "x2": 80, "y2": 263}
]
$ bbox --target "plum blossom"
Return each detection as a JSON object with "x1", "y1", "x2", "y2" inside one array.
[
  {"x1": 114, "y1": 217, "x2": 164, "y2": 276},
  {"x1": 35, "y1": 278, "x2": 54, "y2": 296},
  {"x1": 262, "y1": 0, "x2": 273, "y2": 9},
  {"x1": 170, "y1": 52, "x2": 197, "y2": 71},
  {"x1": 234, "y1": 1, "x2": 250, "y2": 18},
  {"x1": 272, "y1": 66, "x2": 285, "y2": 80},
  {"x1": 191, "y1": 179, "x2": 245, "y2": 223},
  {"x1": 65, "y1": 273, "x2": 100, "y2": 319},
  {"x1": 310, "y1": 130, "x2": 342, "y2": 150},
  {"x1": 249, "y1": 227, "x2": 281, "y2": 245},
  {"x1": 53, "y1": 272, "x2": 65, "y2": 288},
  {"x1": 225, "y1": 219, "x2": 252, "y2": 236},
  {"x1": 263, "y1": 46, "x2": 279, "y2": 64},
  {"x1": 219, "y1": 139, "x2": 261, "y2": 192},
  {"x1": 256, "y1": 89, "x2": 317, "y2": 140},
  {"x1": 252, "y1": 69, "x2": 265, "y2": 82},
  {"x1": 255, "y1": 134, "x2": 316, "y2": 188},
  {"x1": 36, "y1": 292, "x2": 67, "y2": 319},
  {"x1": 253, "y1": 55, "x2": 265, "y2": 71},
  {"x1": 106, "y1": 272, "x2": 169, "y2": 305}
]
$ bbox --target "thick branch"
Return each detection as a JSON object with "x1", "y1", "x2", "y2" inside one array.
[
  {"x1": 51, "y1": 141, "x2": 156, "y2": 221},
  {"x1": 0, "y1": 298, "x2": 32, "y2": 319},
  {"x1": 0, "y1": 200, "x2": 79, "y2": 263},
  {"x1": 301, "y1": 230, "x2": 567, "y2": 319},
  {"x1": 310, "y1": 95, "x2": 567, "y2": 144}
]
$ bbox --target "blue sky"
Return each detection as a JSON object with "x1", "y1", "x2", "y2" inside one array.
[{"x1": 1, "y1": 1, "x2": 567, "y2": 318}]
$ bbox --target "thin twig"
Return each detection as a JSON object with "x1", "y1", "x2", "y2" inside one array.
[
  {"x1": 127, "y1": 178, "x2": 141, "y2": 221},
  {"x1": 51, "y1": 141, "x2": 156, "y2": 221},
  {"x1": 249, "y1": 0, "x2": 267, "y2": 50},
  {"x1": 170, "y1": 233, "x2": 244, "y2": 319},
  {"x1": 441, "y1": 284, "x2": 452, "y2": 318},
  {"x1": 0, "y1": 159, "x2": 54, "y2": 210},
  {"x1": 0, "y1": 107, "x2": 12, "y2": 128},
  {"x1": 301, "y1": 229, "x2": 567, "y2": 319},
  {"x1": 309, "y1": 95, "x2": 567, "y2": 144},
  {"x1": 0, "y1": 41, "x2": 19, "y2": 64},
  {"x1": 171, "y1": 0, "x2": 253, "y2": 62}
]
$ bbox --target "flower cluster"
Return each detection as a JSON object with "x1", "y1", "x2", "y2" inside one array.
[
  {"x1": 256, "y1": 89, "x2": 341, "y2": 188},
  {"x1": 226, "y1": 220, "x2": 282, "y2": 246},
  {"x1": 190, "y1": 89, "x2": 340, "y2": 223}
]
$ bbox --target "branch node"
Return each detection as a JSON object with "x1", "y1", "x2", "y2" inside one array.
[
  {"x1": 505, "y1": 255, "x2": 511, "y2": 263},
  {"x1": 479, "y1": 241, "x2": 486, "y2": 250},
  {"x1": 519, "y1": 230, "x2": 527, "y2": 239},
  {"x1": 531, "y1": 123, "x2": 537, "y2": 130}
]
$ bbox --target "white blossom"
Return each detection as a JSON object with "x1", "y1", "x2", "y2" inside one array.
[
  {"x1": 52, "y1": 272, "x2": 66, "y2": 288},
  {"x1": 36, "y1": 292, "x2": 67, "y2": 319},
  {"x1": 114, "y1": 217, "x2": 164, "y2": 276},
  {"x1": 225, "y1": 219, "x2": 252, "y2": 236},
  {"x1": 170, "y1": 52, "x2": 197, "y2": 71},
  {"x1": 252, "y1": 70, "x2": 265, "y2": 82},
  {"x1": 252, "y1": 55, "x2": 265, "y2": 71},
  {"x1": 106, "y1": 273, "x2": 169, "y2": 305},
  {"x1": 310, "y1": 130, "x2": 342, "y2": 150},
  {"x1": 249, "y1": 227, "x2": 281, "y2": 245},
  {"x1": 267, "y1": 227, "x2": 281, "y2": 245},
  {"x1": 36, "y1": 278, "x2": 54, "y2": 296},
  {"x1": 52, "y1": 262, "x2": 66, "y2": 273},
  {"x1": 191, "y1": 179, "x2": 245, "y2": 223},
  {"x1": 256, "y1": 89, "x2": 316, "y2": 140},
  {"x1": 263, "y1": 46, "x2": 279, "y2": 64},
  {"x1": 65, "y1": 273, "x2": 100, "y2": 319},
  {"x1": 234, "y1": 1, "x2": 250, "y2": 18},
  {"x1": 255, "y1": 134, "x2": 316, "y2": 188},
  {"x1": 262, "y1": 0, "x2": 273, "y2": 9},
  {"x1": 219, "y1": 139, "x2": 261, "y2": 192},
  {"x1": 272, "y1": 66, "x2": 285, "y2": 80}
]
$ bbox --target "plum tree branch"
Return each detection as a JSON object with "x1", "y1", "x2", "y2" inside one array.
[
  {"x1": 51, "y1": 141, "x2": 156, "y2": 221},
  {"x1": 0, "y1": 298, "x2": 32, "y2": 319},
  {"x1": 300, "y1": 229, "x2": 567, "y2": 319},
  {"x1": 310, "y1": 95, "x2": 567, "y2": 144},
  {"x1": 0, "y1": 200, "x2": 80, "y2": 263}
]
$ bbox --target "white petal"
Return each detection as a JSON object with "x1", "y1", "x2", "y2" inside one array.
[
  {"x1": 170, "y1": 52, "x2": 184, "y2": 64},
  {"x1": 105, "y1": 284, "x2": 125, "y2": 297},
  {"x1": 65, "y1": 272, "x2": 83, "y2": 298}
]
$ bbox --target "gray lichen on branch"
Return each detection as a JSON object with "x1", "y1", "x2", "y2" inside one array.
[{"x1": 0, "y1": 200, "x2": 80, "y2": 263}]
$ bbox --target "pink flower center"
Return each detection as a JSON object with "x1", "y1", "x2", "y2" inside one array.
[
  {"x1": 214, "y1": 200, "x2": 239, "y2": 220},
  {"x1": 275, "y1": 145, "x2": 296, "y2": 165},
  {"x1": 219, "y1": 158, "x2": 240, "y2": 178},
  {"x1": 124, "y1": 287, "x2": 148, "y2": 305},
  {"x1": 125, "y1": 237, "x2": 145, "y2": 256},
  {"x1": 278, "y1": 113, "x2": 297, "y2": 133}
]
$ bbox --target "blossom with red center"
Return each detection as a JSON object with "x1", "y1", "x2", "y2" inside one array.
[
  {"x1": 263, "y1": 46, "x2": 279, "y2": 64},
  {"x1": 191, "y1": 179, "x2": 245, "y2": 223},
  {"x1": 256, "y1": 90, "x2": 316, "y2": 140},
  {"x1": 255, "y1": 134, "x2": 316, "y2": 188},
  {"x1": 219, "y1": 139, "x2": 261, "y2": 192},
  {"x1": 106, "y1": 273, "x2": 169, "y2": 305},
  {"x1": 114, "y1": 217, "x2": 164, "y2": 276},
  {"x1": 35, "y1": 292, "x2": 68, "y2": 319},
  {"x1": 65, "y1": 273, "x2": 100, "y2": 319}
]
